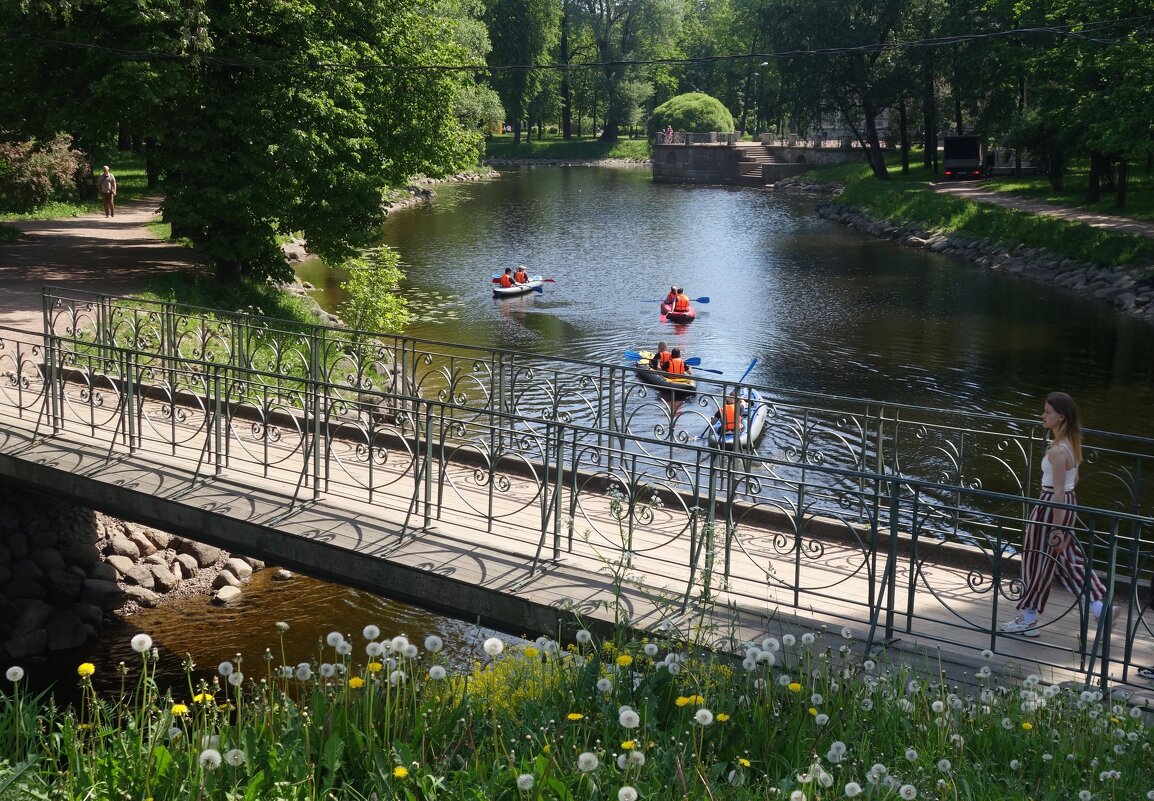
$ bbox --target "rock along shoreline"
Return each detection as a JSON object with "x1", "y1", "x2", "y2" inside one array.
[{"x1": 772, "y1": 179, "x2": 1154, "y2": 326}]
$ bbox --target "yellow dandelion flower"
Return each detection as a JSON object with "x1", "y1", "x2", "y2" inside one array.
[
  {"x1": 567, "y1": 712, "x2": 584, "y2": 721},
  {"x1": 77, "y1": 663, "x2": 95, "y2": 678},
  {"x1": 788, "y1": 682, "x2": 802, "y2": 692},
  {"x1": 808, "y1": 707, "x2": 818, "y2": 716},
  {"x1": 616, "y1": 654, "x2": 633, "y2": 667},
  {"x1": 543, "y1": 744, "x2": 551, "y2": 754},
  {"x1": 738, "y1": 757, "x2": 751, "y2": 768},
  {"x1": 686, "y1": 694, "x2": 704, "y2": 704},
  {"x1": 621, "y1": 740, "x2": 636, "y2": 750},
  {"x1": 1021, "y1": 722, "x2": 1033, "y2": 731},
  {"x1": 171, "y1": 703, "x2": 190, "y2": 716},
  {"x1": 717, "y1": 713, "x2": 731, "y2": 722},
  {"x1": 675, "y1": 696, "x2": 690, "y2": 707},
  {"x1": 1110, "y1": 716, "x2": 1120, "y2": 724},
  {"x1": 348, "y1": 676, "x2": 366, "y2": 688},
  {"x1": 193, "y1": 692, "x2": 214, "y2": 704},
  {"x1": 367, "y1": 662, "x2": 383, "y2": 673},
  {"x1": 393, "y1": 766, "x2": 409, "y2": 779},
  {"x1": 524, "y1": 646, "x2": 540, "y2": 659}
]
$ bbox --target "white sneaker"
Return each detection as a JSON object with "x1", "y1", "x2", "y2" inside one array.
[{"x1": 1000, "y1": 616, "x2": 1040, "y2": 637}]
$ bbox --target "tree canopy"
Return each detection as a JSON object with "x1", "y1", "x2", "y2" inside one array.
[{"x1": 648, "y1": 92, "x2": 735, "y2": 136}]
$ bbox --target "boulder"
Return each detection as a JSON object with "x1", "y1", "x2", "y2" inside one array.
[
  {"x1": 9, "y1": 558, "x2": 43, "y2": 583},
  {"x1": 226, "y1": 558, "x2": 253, "y2": 580},
  {"x1": 149, "y1": 563, "x2": 180, "y2": 593},
  {"x1": 242, "y1": 556, "x2": 265, "y2": 571},
  {"x1": 124, "y1": 564, "x2": 156, "y2": 590},
  {"x1": 45, "y1": 610, "x2": 89, "y2": 651},
  {"x1": 127, "y1": 533, "x2": 158, "y2": 557},
  {"x1": 4, "y1": 629, "x2": 47, "y2": 659},
  {"x1": 71, "y1": 602, "x2": 104, "y2": 628},
  {"x1": 3, "y1": 576, "x2": 47, "y2": 601},
  {"x1": 143, "y1": 553, "x2": 169, "y2": 567},
  {"x1": 272, "y1": 568, "x2": 294, "y2": 581},
  {"x1": 81, "y1": 578, "x2": 126, "y2": 611},
  {"x1": 30, "y1": 547, "x2": 66, "y2": 573},
  {"x1": 44, "y1": 568, "x2": 84, "y2": 602},
  {"x1": 105, "y1": 555, "x2": 135, "y2": 577},
  {"x1": 212, "y1": 570, "x2": 241, "y2": 590},
  {"x1": 108, "y1": 536, "x2": 141, "y2": 560},
  {"x1": 12, "y1": 599, "x2": 52, "y2": 636},
  {"x1": 67, "y1": 542, "x2": 102, "y2": 567},
  {"x1": 146, "y1": 530, "x2": 175, "y2": 550},
  {"x1": 214, "y1": 585, "x2": 242, "y2": 604},
  {"x1": 173, "y1": 554, "x2": 200, "y2": 579},
  {"x1": 179, "y1": 540, "x2": 222, "y2": 568},
  {"x1": 123, "y1": 585, "x2": 161, "y2": 608}
]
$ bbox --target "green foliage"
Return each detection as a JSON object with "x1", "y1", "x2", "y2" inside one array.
[
  {"x1": 137, "y1": 273, "x2": 322, "y2": 326},
  {"x1": 339, "y1": 248, "x2": 412, "y2": 335},
  {"x1": 648, "y1": 92, "x2": 736, "y2": 136},
  {"x1": 0, "y1": 133, "x2": 88, "y2": 213},
  {"x1": 485, "y1": 135, "x2": 652, "y2": 161}
]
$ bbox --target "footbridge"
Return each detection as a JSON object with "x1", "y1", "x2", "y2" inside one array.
[{"x1": 1, "y1": 288, "x2": 1152, "y2": 690}]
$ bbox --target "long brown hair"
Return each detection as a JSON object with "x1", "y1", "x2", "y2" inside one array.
[{"x1": 1046, "y1": 391, "x2": 1082, "y2": 464}]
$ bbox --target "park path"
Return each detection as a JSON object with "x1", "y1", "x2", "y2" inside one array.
[
  {"x1": 933, "y1": 182, "x2": 1154, "y2": 239},
  {"x1": 0, "y1": 196, "x2": 202, "y2": 336}
]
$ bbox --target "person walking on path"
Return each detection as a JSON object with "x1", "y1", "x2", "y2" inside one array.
[
  {"x1": 98, "y1": 166, "x2": 117, "y2": 217},
  {"x1": 1000, "y1": 392, "x2": 1115, "y2": 637}
]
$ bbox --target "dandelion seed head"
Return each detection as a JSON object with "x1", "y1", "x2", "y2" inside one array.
[
  {"x1": 576, "y1": 629, "x2": 592, "y2": 644},
  {"x1": 6, "y1": 666, "x2": 24, "y2": 682},
  {"x1": 429, "y1": 665, "x2": 447, "y2": 680},
  {"x1": 295, "y1": 663, "x2": 312, "y2": 681},
  {"x1": 619, "y1": 709, "x2": 640, "y2": 728},
  {"x1": 391, "y1": 635, "x2": 410, "y2": 653},
  {"x1": 326, "y1": 631, "x2": 345, "y2": 648},
  {"x1": 597, "y1": 677, "x2": 613, "y2": 692},
  {"x1": 618, "y1": 787, "x2": 638, "y2": 801},
  {"x1": 516, "y1": 773, "x2": 534, "y2": 791},
  {"x1": 228, "y1": 672, "x2": 243, "y2": 686},
  {"x1": 899, "y1": 784, "x2": 917, "y2": 799},
  {"x1": 578, "y1": 752, "x2": 599, "y2": 772},
  {"x1": 845, "y1": 782, "x2": 863, "y2": 797},
  {"x1": 425, "y1": 635, "x2": 444, "y2": 653},
  {"x1": 199, "y1": 748, "x2": 222, "y2": 770},
  {"x1": 366, "y1": 642, "x2": 384, "y2": 657},
  {"x1": 643, "y1": 643, "x2": 659, "y2": 656},
  {"x1": 694, "y1": 708, "x2": 714, "y2": 726},
  {"x1": 225, "y1": 748, "x2": 245, "y2": 766},
  {"x1": 131, "y1": 634, "x2": 153, "y2": 653},
  {"x1": 483, "y1": 638, "x2": 504, "y2": 657}
]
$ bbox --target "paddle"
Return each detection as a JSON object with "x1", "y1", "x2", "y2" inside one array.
[
  {"x1": 645, "y1": 296, "x2": 710, "y2": 304},
  {"x1": 738, "y1": 357, "x2": 758, "y2": 384},
  {"x1": 624, "y1": 352, "x2": 721, "y2": 374},
  {"x1": 492, "y1": 274, "x2": 556, "y2": 282}
]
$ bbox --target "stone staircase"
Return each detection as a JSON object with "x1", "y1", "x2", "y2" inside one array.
[{"x1": 732, "y1": 144, "x2": 790, "y2": 186}]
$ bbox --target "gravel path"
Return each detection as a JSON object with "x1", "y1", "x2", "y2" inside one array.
[
  {"x1": 932, "y1": 183, "x2": 1154, "y2": 239},
  {"x1": 0, "y1": 196, "x2": 202, "y2": 336}
]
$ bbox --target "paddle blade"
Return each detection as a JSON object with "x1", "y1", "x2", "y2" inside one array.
[
  {"x1": 684, "y1": 357, "x2": 702, "y2": 366},
  {"x1": 694, "y1": 297, "x2": 710, "y2": 303},
  {"x1": 696, "y1": 367, "x2": 724, "y2": 375},
  {"x1": 533, "y1": 285, "x2": 544, "y2": 293},
  {"x1": 542, "y1": 278, "x2": 557, "y2": 282},
  {"x1": 739, "y1": 358, "x2": 758, "y2": 383},
  {"x1": 624, "y1": 351, "x2": 644, "y2": 361},
  {"x1": 491, "y1": 277, "x2": 501, "y2": 284}
]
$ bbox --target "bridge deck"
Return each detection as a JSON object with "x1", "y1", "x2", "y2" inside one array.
[{"x1": 2, "y1": 389, "x2": 1150, "y2": 697}]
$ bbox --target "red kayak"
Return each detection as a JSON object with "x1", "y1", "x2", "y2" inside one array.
[{"x1": 661, "y1": 301, "x2": 696, "y2": 323}]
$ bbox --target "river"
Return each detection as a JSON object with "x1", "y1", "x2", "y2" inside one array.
[{"x1": 26, "y1": 165, "x2": 1154, "y2": 699}]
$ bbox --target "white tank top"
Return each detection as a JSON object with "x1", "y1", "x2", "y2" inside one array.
[{"x1": 1041, "y1": 442, "x2": 1077, "y2": 491}]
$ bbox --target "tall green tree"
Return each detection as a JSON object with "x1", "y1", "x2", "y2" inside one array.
[{"x1": 485, "y1": 0, "x2": 560, "y2": 143}]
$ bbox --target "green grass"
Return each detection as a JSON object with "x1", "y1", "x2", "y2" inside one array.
[
  {"x1": 0, "y1": 152, "x2": 153, "y2": 222},
  {"x1": 808, "y1": 157, "x2": 1154, "y2": 270},
  {"x1": 484, "y1": 134, "x2": 652, "y2": 162},
  {"x1": 988, "y1": 165, "x2": 1154, "y2": 221},
  {"x1": 137, "y1": 272, "x2": 320, "y2": 326}
]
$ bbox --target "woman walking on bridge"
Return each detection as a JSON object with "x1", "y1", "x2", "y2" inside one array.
[{"x1": 1001, "y1": 392, "x2": 1114, "y2": 637}]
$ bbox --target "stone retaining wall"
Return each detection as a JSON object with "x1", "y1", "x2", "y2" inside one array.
[
  {"x1": 815, "y1": 201, "x2": 1154, "y2": 325},
  {"x1": 0, "y1": 483, "x2": 265, "y2": 660}
]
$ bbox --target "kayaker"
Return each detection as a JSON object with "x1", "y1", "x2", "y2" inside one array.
[
  {"x1": 673, "y1": 288, "x2": 692, "y2": 314},
  {"x1": 663, "y1": 286, "x2": 679, "y2": 307},
  {"x1": 498, "y1": 267, "x2": 514, "y2": 288},
  {"x1": 712, "y1": 390, "x2": 745, "y2": 442},
  {"x1": 514, "y1": 265, "x2": 529, "y2": 284},
  {"x1": 650, "y1": 341, "x2": 672, "y2": 370},
  {"x1": 666, "y1": 348, "x2": 691, "y2": 376}
]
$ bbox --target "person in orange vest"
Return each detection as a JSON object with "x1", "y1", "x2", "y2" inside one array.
[
  {"x1": 514, "y1": 265, "x2": 529, "y2": 284},
  {"x1": 665, "y1": 348, "x2": 691, "y2": 375},
  {"x1": 649, "y1": 340, "x2": 672, "y2": 370},
  {"x1": 673, "y1": 288, "x2": 692, "y2": 313},
  {"x1": 663, "y1": 285, "x2": 679, "y2": 308},
  {"x1": 712, "y1": 389, "x2": 745, "y2": 445},
  {"x1": 498, "y1": 267, "x2": 514, "y2": 288}
]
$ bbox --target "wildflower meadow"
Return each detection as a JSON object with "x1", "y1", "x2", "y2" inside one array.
[{"x1": 1, "y1": 619, "x2": 1152, "y2": 800}]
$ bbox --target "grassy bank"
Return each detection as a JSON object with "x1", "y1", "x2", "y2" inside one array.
[
  {"x1": 0, "y1": 153, "x2": 152, "y2": 224},
  {"x1": 808, "y1": 160, "x2": 1154, "y2": 271},
  {"x1": 485, "y1": 134, "x2": 651, "y2": 162}
]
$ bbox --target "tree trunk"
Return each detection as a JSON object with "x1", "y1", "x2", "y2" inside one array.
[
  {"x1": 215, "y1": 259, "x2": 243, "y2": 283},
  {"x1": 1088, "y1": 151, "x2": 1102, "y2": 202},
  {"x1": 513, "y1": 120, "x2": 522, "y2": 145},
  {"x1": 863, "y1": 102, "x2": 890, "y2": 181},
  {"x1": 954, "y1": 95, "x2": 963, "y2": 134},
  {"x1": 899, "y1": 99, "x2": 909, "y2": 174},
  {"x1": 144, "y1": 137, "x2": 160, "y2": 189},
  {"x1": 923, "y1": 54, "x2": 936, "y2": 172},
  {"x1": 560, "y1": 8, "x2": 572, "y2": 139},
  {"x1": 1115, "y1": 160, "x2": 1129, "y2": 208},
  {"x1": 1047, "y1": 152, "x2": 1064, "y2": 191}
]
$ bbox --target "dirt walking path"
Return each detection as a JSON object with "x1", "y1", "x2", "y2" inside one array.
[
  {"x1": 0, "y1": 196, "x2": 202, "y2": 336},
  {"x1": 933, "y1": 183, "x2": 1154, "y2": 239}
]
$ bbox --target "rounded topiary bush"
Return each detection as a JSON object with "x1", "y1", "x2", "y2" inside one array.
[{"x1": 648, "y1": 93, "x2": 735, "y2": 138}]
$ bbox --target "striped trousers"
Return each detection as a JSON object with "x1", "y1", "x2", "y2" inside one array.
[{"x1": 1016, "y1": 488, "x2": 1106, "y2": 614}]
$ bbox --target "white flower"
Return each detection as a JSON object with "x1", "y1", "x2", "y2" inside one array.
[
  {"x1": 899, "y1": 784, "x2": 917, "y2": 799},
  {"x1": 828, "y1": 741, "x2": 847, "y2": 757},
  {"x1": 801, "y1": 632, "x2": 816, "y2": 645},
  {"x1": 810, "y1": 693, "x2": 824, "y2": 705},
  {"x1": 576, "y1": 629, "x2": 592, "y2": 644},
  {"x1": 860, "y1": 698, "x2": 874, "y2": 711},
  {"x1": 167, "y1": 726, "x2": 182, "y2": 741},
  {"x1": 199, "y1": 748, "x2": 222, "y2": 770},
  {"x1": 931, "y1": 700, "x2": 944, "y2": 713},
  {"x1": 1078, "y1": 791, "x2": 1091, "y2": 801},
  {"x1": 215, "y1": 661, "x2": 233, "y2": 677},
  {"x1": 616, "y1": 754, "x2": 627, "y2": 769},
  {"x1": 643, "y1": 643, "x2": 659, "y2": 657},
  {"x1": 389, "y1": 670, "x2": 406, "y2": 685},
  {"x1": 578, "y1": 752, "x2": 599, "y2": 772},
  {"x1": 762, "y1": 637, "x2": 781, "y2": 651},
  {"x1": 845, "y1": 782, "x2": 863, "y2": 798},
  {"x1": 275, "y1": 621, "x2": 289, "y2": 632},
  {"x1": 841, "y1": 626, "x2": 853, "y2": 639},
  {"x1": 1001, "y1": 718, "x2": 1013, "y2": 729},
  {"x1": 278, "y1": 665, "x2": 294, "y2": 679},
  {"x1": 618, "y1": 787, "x2": 638, "y2": 801},
  {"x1": 425, "y1": 635, "x2": 444, "y2": 653},
  {"x1": 336, "y1": 641, "x2": 352, "y2": 656},
  {"x1": 429, "y1": 665, "x2": 447, "y2": 680},
  {"x1": 326, "y1": 631, "x2": 344, "y2": 647},
  {"x1": 361, "y1": 624, "x2": 380, "y2": 640},
  {"x1": 742, "y1": 657, "x2": 757, "y2": 671},
  {"x1": 782, "y1": 634, "x2": 796, "y2": 647},
  {"x1": 862, "y1": 659, "x2": 876, "y2": 671},
  {"x1": 790, "y1": 791, "x2": 806, "y2": 801},
  {"x1": 483, "y1": 638, "x2": 504, "y2": 656},
  {"x1": 6, "y1": 666, "x2": 24, "y2": 682},
  {"x1": 1010, "y1": 759, "x2": 1020, "y2": 770},
  {"x1": 815, "y1": 713, "x2": 829, "y2": 725},
  {"x1": 228, "y1": 672, "x2": 243, "y2": 687},
  {"x1": 516, "y1": 774, "x2": 534, "y2": 791},
  {"x1": 402, "y1": 644, "x2": 419, "y2": 659},
  {"x1": 295, "y1": 663, "x2": 312, "y2": 681},
  {"x1": 391, "y1": 635, "x2": 410, "y2": 653},
  {"x1": 319, "y1": 663, "x2": 335, "y2": 678},
  {"x1": 131, "y1": 634, "x2": 153, "y2": 653},
  {"x1": 225, "y1": 748, "x2": 245, "y2": 766},
  {"x1": 628, "y1": 750, "x2": 646, "y2": 766},
  {"x1": 619, "y1": 709, "x2": 640, "y2": 728},
  {"x1": 906, "y1": 748, "x2": 918, "y2": 762},
  {"x1": 937, "y1": 759, "x2": 951, "y2": 773},
  {"x1": 694, "y1": 708, "x2": 714, "y2": 726},
  {"x1": 597, "y1": 678, "x2": 613, "y2": 692},
  {"x1": 366, "y1": 642, "x2": 384, "y2": 657}
]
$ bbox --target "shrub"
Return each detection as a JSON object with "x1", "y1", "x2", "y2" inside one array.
[
  {"x1": 0, "y1": 133, "x2": 89, "y2": 213},
  {"x1": 647, "y1": 93, "x2": 735, "y2": 138}
]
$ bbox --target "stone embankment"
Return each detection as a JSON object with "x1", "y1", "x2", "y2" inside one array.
[
  {"x1": 0, "y1": 484, "x2": 281, "y2": 660},
  {"x1": 485, "y1": 157, "x2": 650, "y2": 168},
  {"x1": 815, "y1": 202, "x2": 1154, "y2": 324}
]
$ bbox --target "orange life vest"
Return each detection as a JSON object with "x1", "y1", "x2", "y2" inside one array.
[
  {"x1": 667, "y1": 358, "x2": 689, "y2": 375},
  {"x1": 651, "y1": 349, "x2": 672, "y2": 370},
  {"x1": 673, "y1": 294, "x2": 691, "y2": 312},
  {"x1": 721, "y1": 403, "x2": 737, "y2": 432},
  {"x1": 514, "y1": 270, "x2": 529, "y2": 284},
  {"x1": 664, "y1": 292, "x2": 677, "y2": 307},
  {"x1": 499, "y1": 274, "x2": 514, "y2": 288}
]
